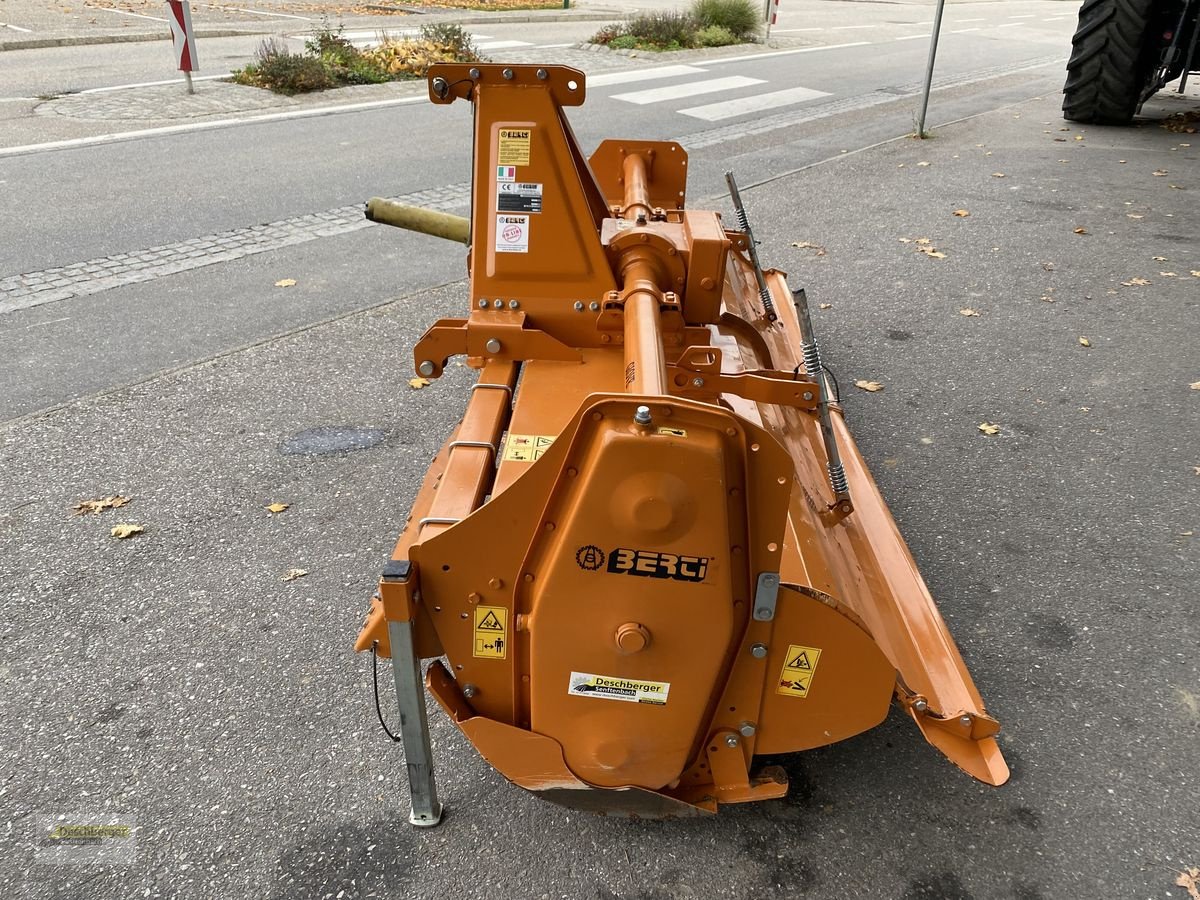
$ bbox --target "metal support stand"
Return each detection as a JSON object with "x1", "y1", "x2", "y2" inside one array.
[
  {"x1": 916, "y1": 0, "x2": 947, "y2": 137},
  {"x1": 387, "y1": 619, "x2": 444, "y2": 827},
  {"x1": 1178, "y1": 18, "x2": 1199, "y2": 93},
  {"x1": 184, "y1": 70, "x2": 194, "y2": 95}
]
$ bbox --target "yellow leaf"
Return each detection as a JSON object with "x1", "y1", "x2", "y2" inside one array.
[
  {"x1": 898, "y1": 238, "x2": 914, "y2": 243},
  {"x1": 917, "y1": 161, "x2": 931, "y2": 167},
  {"x1": 409, "y1": 377, "x2": 431, "y2": 390},
  {"x1": 1121, "y1": 277, "x2": 1151, "y2": 286},
  {"x1": 1152, "y1": 256, "x2": 1168, "y2": 261},
  {"x1": 953, "y1": 209, "x2": 970, "y2": 217},
  {"x1": 1079, "y1": 337, "x2": 1091, "y2": 347},
  {"x1": 978, "y1": 423, "x2": 1000, "y2": 435},
  {"x1": 1177, "y1": 867, "x2": 1200, "y2": 900},
  {"x1": 282, "y1": 568, "x2": 308, "y2": 582},
  {"x1": 1153, "y1": 169, "x2": 1168, "y2": 176},
  {"x1": 1161, "y1": 272, "x2": 1178, "y2": 277},
  {"x1": 1127, "y1": 213, "x2": 1144, "y2": 219},
  {"x1": 959, "y1": 308, "x2": 980, "y2": 317},
  {"x1": 790, "y1": 240, "x2": 827, "y2": 256},
  {"x1": 915, "y1": 237, "x2": 932, "y2": 245},
  {"x1": 819, "y1": 303, "x2": 832, "y2": 310},
  {"x1": 855, "y1": 380, "x2": 884, "y2": 392},
  {"x1": 1073, "y1": 227, "x2": 1088, "y2": 234},
  {"x1": 110, "y1": 523, "x2": 144, "y2": 539},
  {"x1": 1040, "y1": 295, "x2": 1055, "y2": 303},
  {"x1": 1074, "y1": 135, "x2": 1084, "y2": 141},
  {"x1": 274, "y1": 278, "x2": 297, "y2": 288},
  {"x1": 918, "y1": 246, "x2": 946, "y2": 259},
  {"x1": 266, "y1": 502, "x2": 290, "y2": 514},
  {"x1": 1191, "y1": 271, "x2": 1200, "y2": 278},
  {"x1": 72, "y1": 495, "x2": 130, "y2": 515},
  {"x1": 991, "y1": 172, "x2": 1006, "y2": 178},
  {"x1": 1190, "y1": 382, "x2": 1200, "y2": 390}
]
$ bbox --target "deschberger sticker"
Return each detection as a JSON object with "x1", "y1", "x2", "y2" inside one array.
[
  {"x1": 569, "y1": 672, "x2": 669, "y2": 705},
  {"x1": 496, "y1": 215, "x2": 530, "y2": 253}
]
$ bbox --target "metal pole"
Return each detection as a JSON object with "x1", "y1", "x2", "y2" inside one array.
[
  {"x1": 387, "y1": 619, "x2": 444, "y2": 827},
  {"x1": 184, "y1": 69, "x2": 194, "y2": 95},
  {"x1": 916, "y1": 0, "x2": 948, "y2": 138}
]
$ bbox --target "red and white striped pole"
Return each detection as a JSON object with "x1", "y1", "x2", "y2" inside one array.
[
  {"x1": 166, "y1": 0, "x2": 198, "y2": 95},
  {"x1": 765, "y1": 0, "x2": 780, "y2": 40}
]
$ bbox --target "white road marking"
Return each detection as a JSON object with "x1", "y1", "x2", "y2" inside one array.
[
  {"x1": 536, "y1": 42, "x2": 576, "y2": 48},
  {"x1": 957, "y1": 18, "x2": 985, "y2": 23},
  {"x1": 950, "y1": 28, "x2": 981, "y2": 33},
  {"x1": 0, "y1": 94, "x2": 426, "y2": 158},
  {"x1": 680, "y1": 84, "x2": 832, "y2": 121},
  {"x1": 198, "y1": 3, "x2": 312, "y2": 20},
  {"x1": 612, "y1": 76, "x2": 765, "y2": 105},
  {"x1": 84, "y1": 4, "x2": 168, "y2": 22},
  {"x1": 998, "y1": 23, "x2": 1024, "y2": 28},
  {"x1": 893, "y1": 34, "x2": 931, "y2": 41},
  {"x1": 829, "y1": 24, "x2": 873, "y2": 30},
  {"x1": 0, "y1": 96, "x2": 35, "y2": 103},
  {"x1": 78, "y1": 74, "x2": 230, "y2": 94},
  {"x1": 474, "y1": 39, "x2": 533, "y2": 51},
  {"x1": 1008, "y1": 14, "x2": 1036, "y2": 18},
  {"x1": 1, "y1": 21, "x2": 34, "y2": 32},
  {"x1": 704, "y1": 42, "x2": 871, "y2": 65},
  {"x1": 589, "y1": 65, "x2": 708, "y2": 87},
  {"x1": 1047, "y1": 16, "x2": 1072, "y2": 21},
  {"x1": 770, "y1": 27, "x2": 822, "y2": 33}
]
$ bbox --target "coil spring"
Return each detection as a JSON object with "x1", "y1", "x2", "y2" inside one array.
[
  {"x1": 827, "y1": 462, "x2": 849, "y2": 497},
  {"x1": 734, "y1": 207, "x2": 750, "y2": 232},
  {"x1": 801, "y1": 341, "x2": 822, "y2": 380}
]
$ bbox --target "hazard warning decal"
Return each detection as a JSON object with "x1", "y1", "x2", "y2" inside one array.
[
  {"x1": 473, "y1": 605, "x2": 508, "y2": 660},
  {"x1": 776, "y1": 644, "x2": 822, "y2": 698},
  {"x1": 569, "y1": 672, "x2": 670, "y2": 706}
]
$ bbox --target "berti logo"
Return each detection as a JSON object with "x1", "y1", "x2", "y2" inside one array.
[{"x1": 575, "y1": 545, "x2": 605, "y2": 571}]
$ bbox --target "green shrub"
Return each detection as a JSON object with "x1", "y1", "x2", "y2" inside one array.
[
  {"x1": 694, "y1": 24, "x2": 738, "y2": 46},
  {"x1": 609, "y1": 34, "x2": 639, "y2": 50},
  {"x1": 691, "y1": 0, "x2": 760, "y2": 39},
  {"x1": 626, "y1": 10, "x2": 697, "y2": 47},
  {"x1": 419, "y1": 22, "x2": 479, "y2": 58},
  {"x1": 250, "y1": 52, "x2": 336, "y2": 94},
  {"x1": 304, "y1": 19, "x2": 357, "y2": 65},
  {"x1": 590, "y1": 23, "x2": 627, "y2": 45}
]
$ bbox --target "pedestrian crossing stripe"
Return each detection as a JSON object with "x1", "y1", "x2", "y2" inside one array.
[{"x1": 776, "y1": 643, "x2": 822, "y2": 698}]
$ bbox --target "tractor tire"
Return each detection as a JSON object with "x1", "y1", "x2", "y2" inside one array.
[{"x1": 1063, "y1": 0, "x2": 1160, "y2": 124}]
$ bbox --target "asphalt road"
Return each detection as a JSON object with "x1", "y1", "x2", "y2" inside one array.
[{"x1": 1, "y1": 1, "x2": 1198, "y2": 898}]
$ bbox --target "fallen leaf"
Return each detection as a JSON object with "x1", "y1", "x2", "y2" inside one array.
[
  {"x1": 1041, "y1": 262, "x2": 1056, "y2": 271},
  {"x1": 918, "y1": 247, "x2": 946, "y2": 259},
  {"x1": 1190, "y1": 382, "x2": 1200, "y2": 390},
  {"x1": 855, "y1": 380, "x2": 884, "y2": 392},
  {"x1": 1053, "y1": 137, "x2": 1067, "y2": 142},
  {"x1": 1127, "y1": 213, "x2": 1144, "y2": 219},
  {"x1": 1073, "y1": 227, "x2": 1088, "y2": 234},
  {"x1": 917, "y1": 161, "x2": 931, "y2": 167},
  {"x1": 953, "y1": 209, "x2": 970, "y2": 217},
  {"x1": 266, "y1": 502, "x2": 290, "y2": 514},
  {"x1": 111, "y1": 523, "x2": 144, "y2": 539},
  {"x1": 1121, "y1": 277, "x2": 1151, "y2": 286},
  {"x1": 1152, "y1": 169, "x2": 1168, "y2": 176},
  {"x1": 898, "y1": 238, "x2": 914, "y2": 243},
  {"x1": 791, "y1": 240, "x2": 827, "y2": 256},
  {"x1": 1118, "y1": 159, "x2": 1127, "y2": 164},
  {"x1": 978, "y1": 423, "x2": 1000, "y2": 435},
  {"x1": 819, "y1": 303, "x2": 832, "y2": 310},
  {"x1": 1040, "y1": 295, "x2": 1055, "y2": 303},
  {"x1": 282, "y1": 568, "x2": 308, "y2": 582},
  {"x1": 1177, "y1": 867, "x2": 1200, "y2": 900},
  {"x1": 1161, "y1": 272, "x2": 1178, "y2": 277},
  {"x1": 915, "y1": 238, "x2": 932, "y2": 245},
  {"x1": 1074, "y1": 135, "x2": 1084, "y2": 141},
  {"x1": 408, "y1": 377, "x2": 431, "y2": 389},
  {"x1": 919, "y1": 436, "x2": 934, "y2": 445},
  {"x1": 1079, "y1": 337, "x2": 1091, "y2": 347},
  {"x1": 959, "y1": 308, "x2": 980, "y2": 317},
  {"x1": 72, "y1": 495, "x2": 130, "y2": 515},
  {"x1": 1152, "y1": 256, "x2": 1168, "y2": 261},
  {"x1": 274, "y1": 278, "x2": 297, "y2": 288},
  {"x1": 991, "y1": 172, "x2": 1006, "y2": 178},
  {"x1": 1192, "y1": 271, "x2": 1200, "y2": 277}
]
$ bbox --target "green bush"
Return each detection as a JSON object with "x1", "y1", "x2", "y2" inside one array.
[
  {"x1": 590, "y1": 23, "x2": 627, "y2": 45},
  {"x1": 694, "y1": 24, "x2": 738, "y2": 46},
  {"x1": 626, "y1": 10, "x2": 697, "y2": 47},
  {"x1": 419, "y1": 22, "x2": 479, "y2": 58},
  {"x1": 609, "y1": 34, "x2": 639, "y2": 49},
  {"x1": 691, "y1": 0, "x2": 760, "y2": 38}
]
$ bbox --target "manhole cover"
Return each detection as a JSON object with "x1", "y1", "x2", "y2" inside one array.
[{"x1": 279, "y1": 426, "x2": 387, "y2": 456}]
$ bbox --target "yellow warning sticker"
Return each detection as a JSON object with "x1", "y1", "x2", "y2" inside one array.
[
  {"x1": 503, "y1": 433, "x2": 554, "y2": 462},
  {"x1": 657, "y1": 426, "x2": 687, "y2": 437},
  {"x1": 473, "y1": 605, "x2": 508, "y2": 659},
  {"x1": 498, "y1": 128, "x2": 532, "y2": 167},
  {"x1": 776, "y1": 643, "x2": 822, "y2": 698}
]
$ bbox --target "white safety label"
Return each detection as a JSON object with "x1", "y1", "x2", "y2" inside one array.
[
  {"x1": 568, "y1": 671, "x2": 670, "y2": 706},
  {"x1": 497, "y1": 182, "x2": 543, "y2": 214},
  {"x1": 496, "y1": 214, "x2": 530, "y2": 253}
]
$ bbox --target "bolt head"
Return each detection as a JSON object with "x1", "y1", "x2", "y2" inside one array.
[
  {"x1": 493, "y1": 299, "x2": 503, "y2": 309},
  {"x1": 431, "y1": 76, "x2": 449, "y2": 99},
  {"x1": 959, "y1": 715, "x2": 972, "y2": 727},
  {"x1": 574, "y1": 301, "x2": 585, "y2": 311},
  {"x1": 634, "y1": 405, "x2": 652, "y2": 425},
  {"x1": 750, "y1": 643, "x2": 768, "y2": 659},
  {"x1": 755, "y1": 607, "x2": 773, "y2": 620},
  {"x1": 502, "y1": 67, "x2": 514, "y2": 80},
  {"x1": 468, "y1": 67, "x2": 481, "y2": 79},
  {"x1": 485, "y1": 338, "x2": 501, "y2": 354},
  {"x1": 803, "y1": 391, "x2": 814, "y2": 401},
  {"x1": 536, "y1": 67, "x2": 549, "y2": 80},
  {"x1": 739, "y1": 722, "x2": 756, "y2": 738},
  {"x1": 478, "y1": 298, "x2": 488, "y2": 308},
  {"x1": 509, "y1": 299, "x2": 519, "y2": 309},
  {"x1": 913, "y1": 699, "x2": 929, "y2": 713},
  {"x1": 462, "y1": 683, "x2": 478, "y2": 698},
  {"x1": 589, "y1": 301, "x2": 600, "y2": 311},
  {"x1": 417, "y1": 360, "x2": 435, "y2": 377},
  {"x1": 691, "y1": 377, "x2": 705, "y2": 388},
  {"x1": 724, "y1": 734, "x2": 739, "y2": 748}
]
